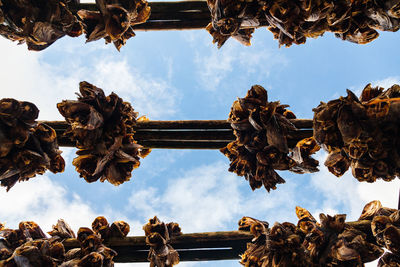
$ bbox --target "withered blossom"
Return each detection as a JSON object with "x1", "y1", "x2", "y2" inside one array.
[
  {"x1": 0, "y1": 217, "x2": 124, "y2": 266},
  {"x1": 57, "y1": 81, "x2": 149, "y2": 186},
  {"x1": 0, "y1": 221, "x2": 66, "y2": 266},
  {"x1": 48, "y1": 219, "x2": 76, "y2": 240},
  {"x1": 0, "y1": 98, "x2": 64, "y2": 191},
  {"x1": 0, "y1": 0, "x2": 82, "y2": 51},
  {"x1": 78, "y1": 0, "x2": 151, "y2": 51},
  {"x1": 0, "y1": 0, "x2": 150, "y2": 51},
  {"x1": 92, "y1": 216, "x2": 130, "y2": 241},
  {"x1": 221, "y1": 85, "x2": 318, "y2": 192},
  {"x1": 143, "y1": 216, "x2": 181, "y2": 267},
  {"x1": 239, "y1": 201, "x2": 389, "y2": 266},
  {"x1": 207, "y1": 0, "x2": 400, "y2": 48},
  {"x1": 313, "y1": 83, "x2": 400, "y2": 183}
]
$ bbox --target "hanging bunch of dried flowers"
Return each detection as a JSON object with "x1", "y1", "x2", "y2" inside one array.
[
  {"x1": 57, "y1": 81, "x2": 150, "y2": 186},
  {"x1": 207, "y1": 0, "x2": 400, "y2": 48},
  {"x1": 313, "y1": 83, "x2": 400, "y2": 182},
  {"x1": 239, "y1": 200, "x2": 396, "y2": 266},
  {"x1": 0, "y1": 98, "x2": 64, "y2": 191},
  {"x1": 221, "y1": 85, "x2": 319, "y2": 192},
  {"x1": 143, "y1": 216, "x2": 182, "y2": 267},
  {"x1": 0, "y1": 0, "x2": 150, "y2": 51}
]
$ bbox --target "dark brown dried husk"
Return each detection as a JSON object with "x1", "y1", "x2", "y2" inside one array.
[
  {"x1": 91, "y1": 216, "x2": 130, "y2": 240},
  {"x1": 0, "y1": 99, "x2": 64, "y2": 191},
  {"x1": 0, "y1": 221, "x2": 67, "y2": 266},
  {"x1": 0, "y1": 0, "x2": 83, "y2": 51},
  {"x1": 77, "y1": 0, "x2": 150, "y2": 51},
  {"x1": 76, "y1": 226, "x2": 117, "y2": 266},
  {"x1": 240, "y1": 202, "x2": 387, "y2": 266},
  {"x1": 57, "y1": 81, "x2": 149, "y2": 186},
  {"x1": 313, "y1": 83, "x2": 400, "y2": 183},
  {"x1": 143, "y1": 216, "x2": 181, "y2": 267},
  {"x1": 0, "y1": 218, "x2": 122, "y2": 266},
  {"x1": 207, "y1": 0, "x2": 400, "y2": 48},
  {"x1": 48, "y1": 219, "x2": 76, "y2": 240},
  {"x1": 221, "y1": 85, "x2": 319, "y2": 192}
]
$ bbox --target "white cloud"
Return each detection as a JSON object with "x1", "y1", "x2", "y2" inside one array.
[
  {"x1": 0, "y1": 38, "x2": 178, "y2": 121},
  {"x1": 188, "y1": 33, "x2": 287, "y2": 92},
  {"x1": 310, "y1": 151, "x2": 400, "y2": 221},
  {"x1": 371, "y1": 76, "x2": 400, "y2": 89},
  {"x1": 0, "y1": 175, "x2": 97, "y2": 232},
  {"x1": 85, "y1": 59, "x2": 179, "y2": 119},
  {"x1": 127, "y1": 161, "x2": 300, "y2": 233}
]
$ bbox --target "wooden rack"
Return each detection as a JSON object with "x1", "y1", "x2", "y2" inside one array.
[
  {"x1": 42, "y1": 119, "x2": 313, "y2": 149},
  {"x1": 62, "y1": 220, "x2": 372, "y2": 262},
  {"x1": 73, "y1": 1, "x2": 269, "y2": 31}
]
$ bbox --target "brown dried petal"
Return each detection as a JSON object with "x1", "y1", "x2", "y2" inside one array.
[
  {"x1": 109, "y1": 221, "x2": 130, "y2": 238},
  {"x1": 48, "y1": 219, "x2": 76, "y2": 239},
  {"x1": 359, "y1": 200, "x2": 382, "y2": 220}
]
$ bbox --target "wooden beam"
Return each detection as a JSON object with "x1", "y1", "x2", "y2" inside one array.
[
  {"x1": 42, "y1": 119, "x2": 313, "y2": 130},
  {"x1": 61, "y1": 221, "x2": 374, "y2": 262},
  {"x1": 72, "y1": 1, "x2": 270, "y2": 31},
  {"x1": 40, "y1": 119, "x2": 314, "y2": 149},
  {"x1": 63, "y1": 231, "x2": 251, "y2": 262}
]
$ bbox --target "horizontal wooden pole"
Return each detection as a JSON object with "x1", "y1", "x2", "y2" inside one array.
[
  {"x1": 63, "y1": 230, "x2": 252, "y2": 249},
  {"x1": 75, "y1": 1, "x2": 210, "y2": 14},
  {"x1": 41, "y1": 119, "x2": 313, "y2": 149},
  {"x1": 42, "y1": 119, "x2": 313, "y2": 130},
  {"x1": 41, "y1": 120, "x2": 313, "y2": 149},
  {"x1": 72, "y1": 1, "x2": 270, "y2": 31},
  {"x1": 134, "y1": 130, "x2": 235, "y2": 141},
  {"x1": 61, "y1": 221, "x2": 373, "y2": 262},
  {"x1": 113, "y1": 247, "x2": 242, "y2": 262}
]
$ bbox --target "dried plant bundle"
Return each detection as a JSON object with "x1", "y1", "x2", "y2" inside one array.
[
  {"x1": 143, "y1": 216, "x2": 182, "y2": 267},
  {"x1": 221, "y1": 85, "x2": 319, "y2": 192},
  {"x1": 207, "y1": 0, "x2": 400, "y2": 48},
  {"x1": 313, "y1": 83, "x2": 400, "y2": 183},
  {"x1": 0, "y1": 98, "x2": 64, "y2": 191},
  {"x1": 57, "y1": 81, "x2": 149, "y2": 186},
  {"x1": 77, "y1": 0, "x2": 151, "y2": 51},
  {"x1": 239, "y1": 200, "x2": 400, "y2": 266},
  {"x1": 0, "y1": 217, "x2": 129, "y2": 266},
  {"x1": 0, "y1": 0, "x2": 150, "y2": 51}
]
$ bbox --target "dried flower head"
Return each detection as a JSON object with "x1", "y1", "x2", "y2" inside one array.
[
  {"x1": 313, "y1": 84, "x2": 400, "y2": 183},
  {"x1": 57, "y1": 81, "x2": 149, "y2": 186},
  {"x1": 0, "y1": 98, "x2": 64, "y2": 191},
  {"x1": 221, "y1": 85, "x2": 318, "y2": 192},
  {"x1": 143, "y1": 216, "x2": 181, "y2": 267},
  {"x1": 0, "y1": 0, "x2": 82, "y2": 50},
  {"x1": 207, "y1": 0, "x2": 400, "y2": 47},
  {"x1": 77, "y1": 0, "x2": 150, "y2": 51}
]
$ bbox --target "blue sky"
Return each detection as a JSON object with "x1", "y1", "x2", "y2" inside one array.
[{"x1": 1, "y1": 11, "x2": 400, "y2": 267}]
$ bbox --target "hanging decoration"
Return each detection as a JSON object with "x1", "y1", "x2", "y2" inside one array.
[{"x1": 57, "y1": 81, "x2": 150, "y2": 186}]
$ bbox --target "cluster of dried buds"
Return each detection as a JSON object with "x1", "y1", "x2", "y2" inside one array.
[
  {"x1": 57, "y1": 81, "x2": 150, "y2": 186},
  {"x1": 239, "y1": 200, "x2": 399, "y2": 266},
  {"x1": 0, "y1": 98, "x2": 64, "y2": 191},
  {"x1": 143, "y1": 216, "x2": 182, "y2": 267},
  {"x1": 0, "y1": 0, "x2": 82, "y2": 51},
  {"x1": 362, "y1": 200, "x2": 400, "y2": 266},
  {"x1": 0, "y1": 217, "x2": 129, "y2": 266},
  {"x1": 313, "y1": 83, "x2": 400, "y2": 183},
  {"x1": 206, "y1": 0, "x2": 400, "y2": 48},
  {"x1": 78, "y1": 0, "x2": 151, "y2": 51},
  {"x1": 61, "y1": 216, "x2": 130, "y2": 266},
  {"x1": 0, "y1": 0, "x2": 150, "y2": 51},
  {"x1": 221, "y1": 85, "x2": 319, "y2": 192}
]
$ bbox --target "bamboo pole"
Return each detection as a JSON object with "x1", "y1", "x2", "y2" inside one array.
[
  {"x1": 41, "y1": 119, "x2": 314, "y2": 149},
  {"x1": 61, "y1": 221, "x2": 373, "y2": 262}
]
